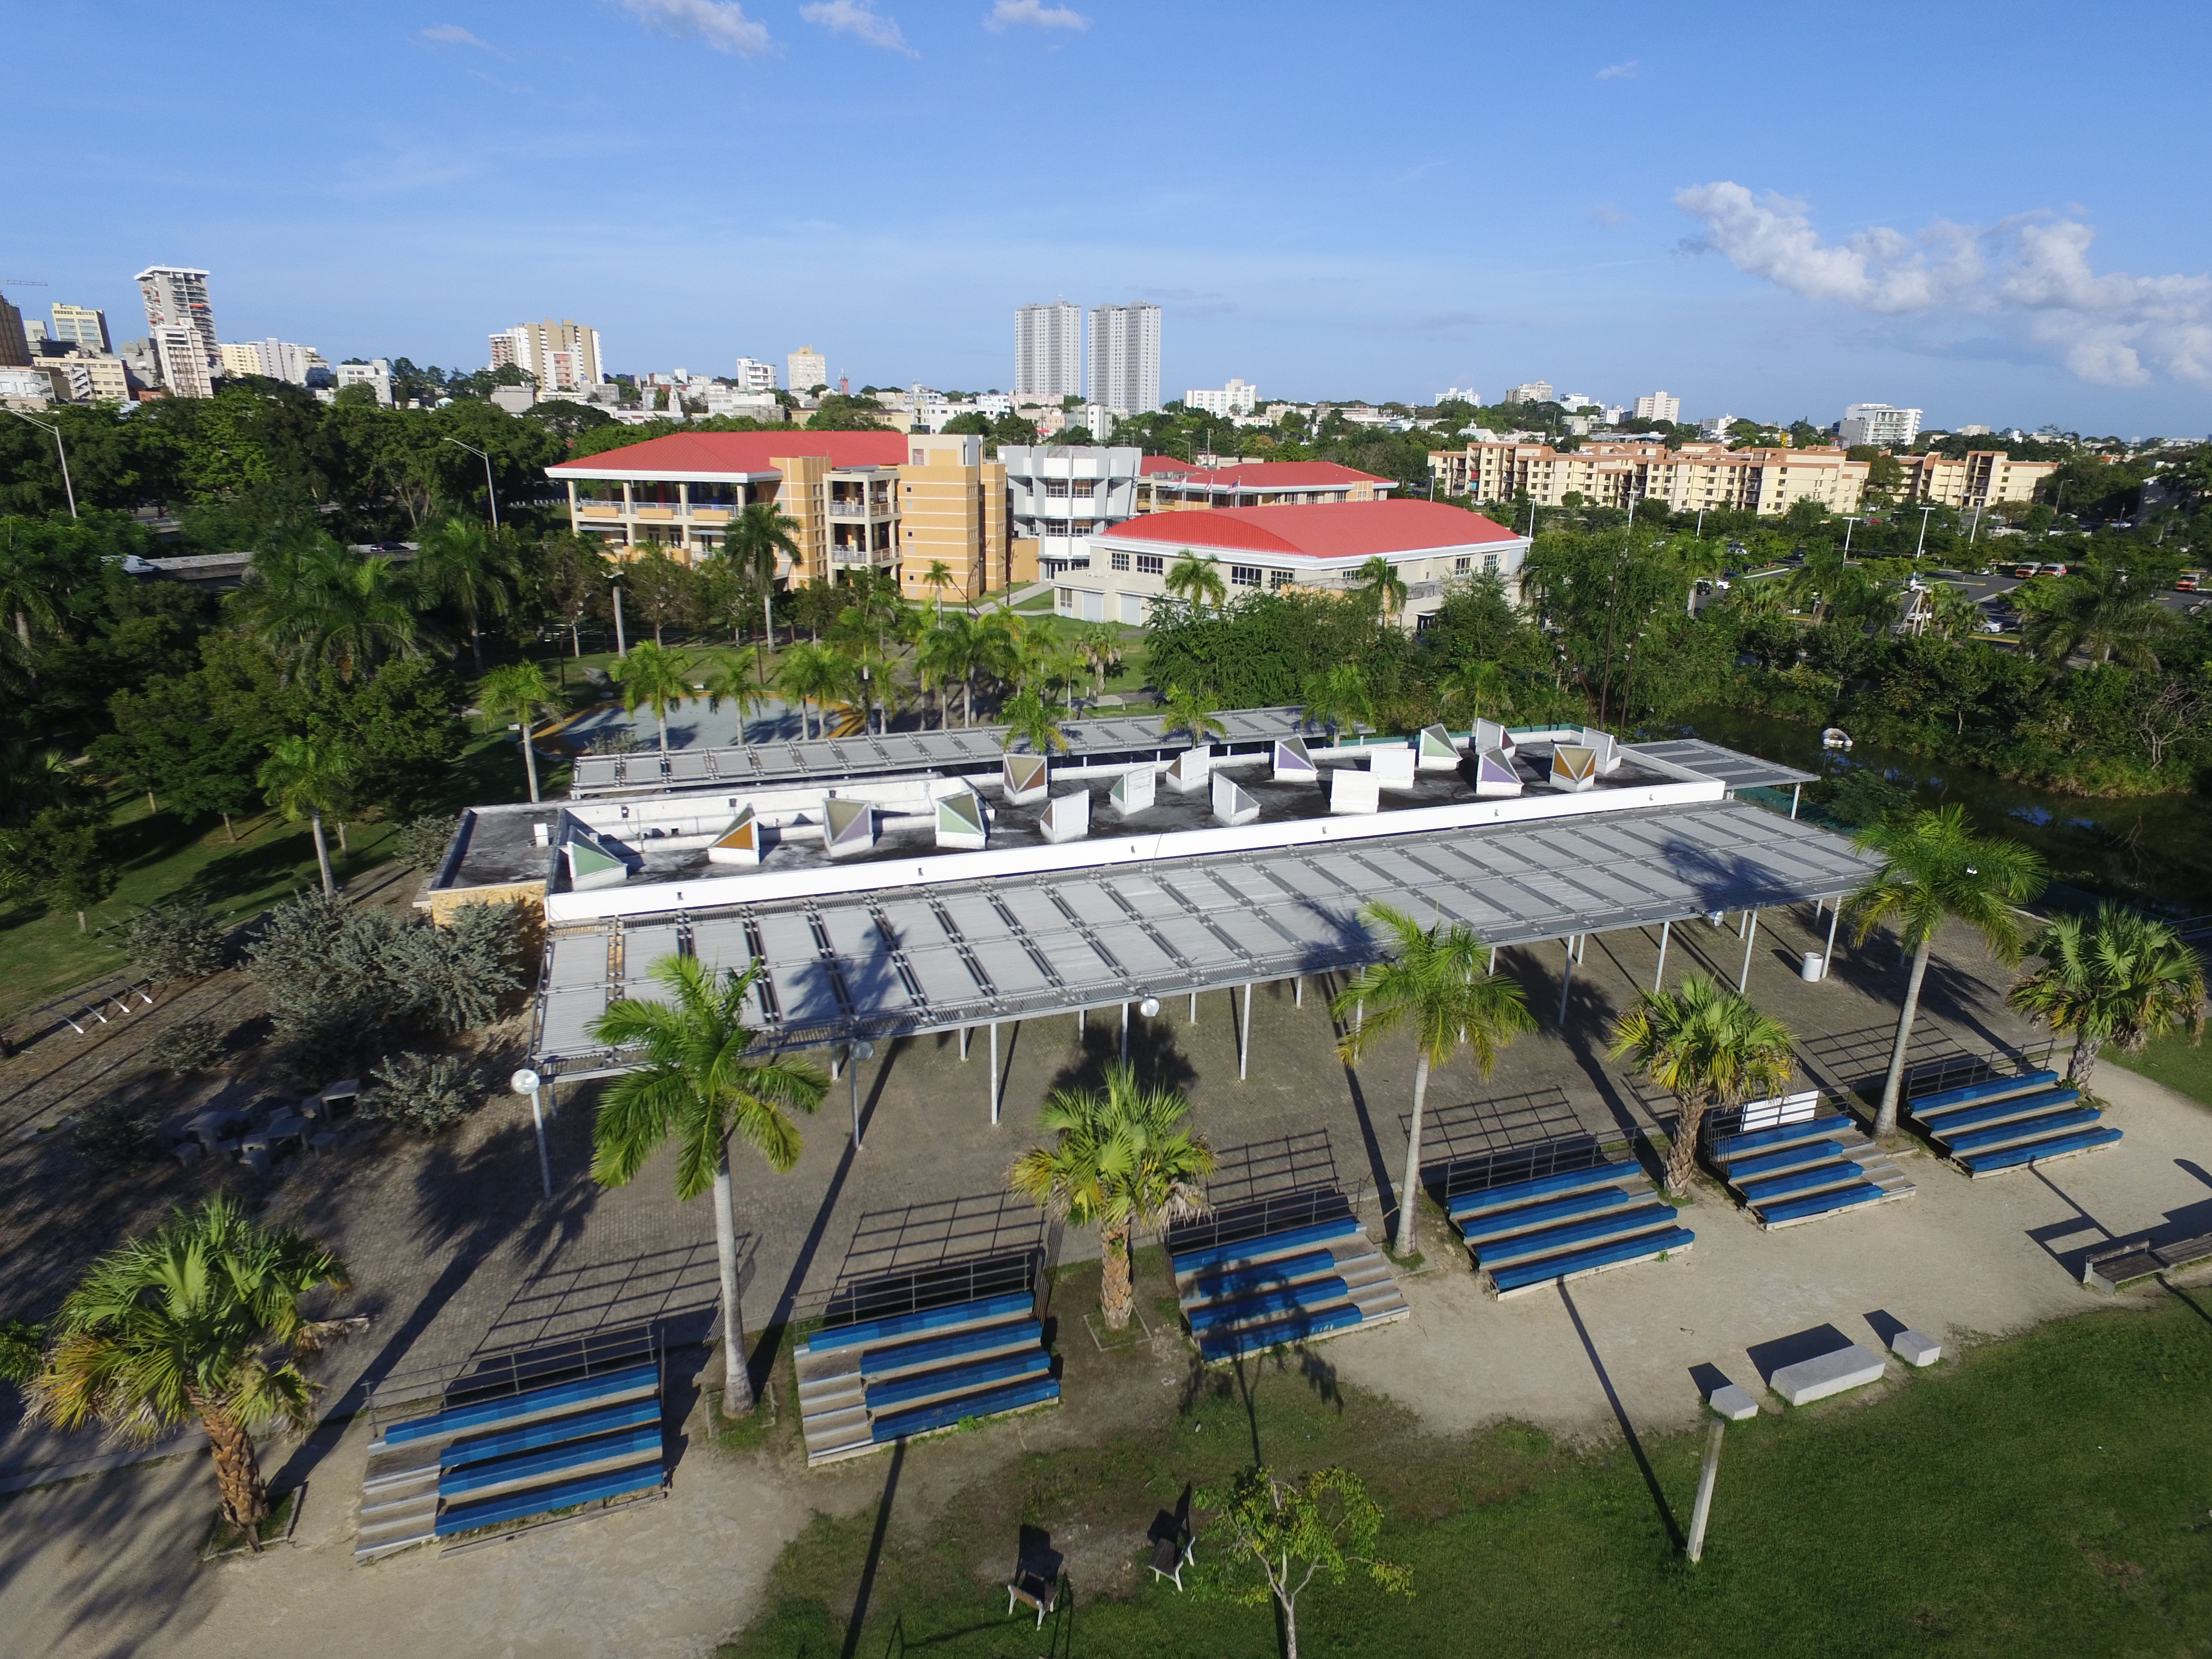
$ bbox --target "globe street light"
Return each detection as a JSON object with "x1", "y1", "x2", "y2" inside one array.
[{"x1": 7, "y1": 408, "x2": 76, "y2": 518}]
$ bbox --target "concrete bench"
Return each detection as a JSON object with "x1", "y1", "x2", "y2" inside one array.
[
  {"x1": 1709, "y1": 1383, "x2": 1760, "y2": 1421},
  {"x1": 1889, "y1": 1328, "x2": 1941, "y2": 1366},
  {"x1": 2083, "y1": 1232, "x2": 2212, "y2": 1291},
  {"x1": 1770, "y1": 1343, "x2": 1886, "y2": 1406}
]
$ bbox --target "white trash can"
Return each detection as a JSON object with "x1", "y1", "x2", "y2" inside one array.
[{"x1": 1801, "y1": 951, "x2": 1824, "y2": 982}]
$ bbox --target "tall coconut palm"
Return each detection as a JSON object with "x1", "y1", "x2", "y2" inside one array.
[
  {"x1": 702, "y1": 649, "x2": 762, "y2": 732},
  {"x1": 922, "y1": 559, "x2": 957, "y2": 609},
  {"x1": 773, "y1": 641, "x2": 859, "y2": 740},
  {"x1": 609, "y1": 640, "x2": 694, "y2": 754},
  {"x1": 723, "y1": 502, "x2": 802, "y2": 648},
  {"x1": 1008, "y1": 1061, "x2": 1213, "y2": 1329},
  {"x1": 1610, "y1": 974, "x2": 1795, "y2": 1195},
  {"x1": 478, "y1": 660, "x2": 555, "y2": 804},
  {"x1": 1352, "y1": 556, "x2": 1408, "y2": 626},
  {"x1": 1164, "y1": 552, "x2": 1227, "y2": 612},
  {"x1": 921, "y1": 612, "x2": 992, "y2": 726},
  {"x1": 2017, "y1": 578, "x2": 2179, "y2": 670},
  {"x1": 1159, "y1": 685, "x2": 1228, "y2": 748},
  {"x1": 238, "y1": 542, "x2": 429, "y2": 682},
  {"x1": 2007, "y1": 904, "x2": 2205, "y2": 1087},
  {"x1": 914, "y1": 619, "x2": 967, "y2": 729},
  {"x1": 258, "y1": 735, "x2": 356, "y2": 896},
  {"x1": 1843, "y1": 805, "x2": 2047, "y2": 1137},
  {"x1": 414, "y1": 517, "x2": 519, "y2": 672},
  {"x1": 1333, "y1": 904, "x2": 1534, "y2": 1256},
  {"x1": 1300, "y1": 661, "x2": 1375, "y2": 744},
  {"x1": 25, "y1": 1197, "x2": 349, "y2": 1547},
  {"x1": 588, "y1": 955, "x2": 826, "y2": 1415},
  {"x1": 999, "y1": 688, "x2": 1068, "y2": 755},
  {"x1": 1072, "y1": 622, "x2": 1123, "y2": 696}
]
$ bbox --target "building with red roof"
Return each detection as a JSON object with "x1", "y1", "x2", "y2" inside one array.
[
  {"x1": 1069, "y1": 499, "x2": 1527, "y2": 628},
  {"x1": 1134, "y1": 457, "x2": 1395, "y2": 512}
]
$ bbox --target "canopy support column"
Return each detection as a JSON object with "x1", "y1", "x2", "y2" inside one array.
[
  {"x1": 1557, "y1": 938, "x2": 1575, "y2": 1025},
  {"x1": 1738, "y1": 910, "x2": 1759, "y2": 993},
  {"x1": 1823, "y1": 902, "x2": 1840, "y2": 980},
  {"x1": 1653, "y1": 919, "x2": 1670, "y2": 990},
  {"x1": 989, "y1": 1022, "x2": 1000, "y2": 1125},
  {"x1": 1239, "y1": 983, "x2": 1253, "y2": 1082}
]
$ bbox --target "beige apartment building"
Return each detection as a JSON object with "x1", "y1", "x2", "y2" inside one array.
[
  {"x1": 1893, "y1": 450, "x2": 2058, "y2": 509},
  {"x1": 1428, "y1": 438, "x2": 1869, "y2": 517},
  {"x1": 546, "y1": 430, "x2": 1007, "y2": 594}
]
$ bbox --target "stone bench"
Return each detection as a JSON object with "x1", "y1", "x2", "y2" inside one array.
[{"x1": 1770, "y1": 1342, "x2": 1887, "y2": 1406}]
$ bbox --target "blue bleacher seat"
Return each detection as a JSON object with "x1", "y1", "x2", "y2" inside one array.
[
  {"x1": 863, "y1": 1347, "x2": 1047, "y2": 1411},
  {"x1": 444, "y1": 1397, "x2": 660, "y2": 1469},
  {"x1": 1446, "y1": 1160, "x2": 1641, "y2": 1219},
  {"x1": 1917, "y1": 1089, "x2": 2079, "y2": 1136},
  {"x1": 860, "y1": 1318, "x2": 1037, "y2": 1378},
  {"x1": 1488, "y1": 1227, "x2": 1694, "y2": 1295},
  {"x1": 1170, "y1": 1219, "x2": 1357, "y2": 1277},
  {"x1": 1959, "y1": 1125, "x2": 2123, "y2": 1174},
  {"x1": 1724, "y1": 1140, "x2": 1849, "y2": 1181},
  {"x1": 1755, "y1": 1184, "x2": 1881, "y2": 1226},
  {"x1": 1736, "y1": 1162, "x2": 1866, "y2": 1206},
  {"x1": 434, "y1": 1462, "x2": 664, "y2": 1537},
  {"x1": 1943, "y1": 1106, "x2": 2104, "y2": 1155},
  {"x1": 800, "y1": 1290, "x2": 1037, "y2": 1357},
  {"x1": 1197, "y1": 1302, "x2": 1364, "y2": 1363},
  {"x1": 1709, "y1": 1116, "x2": 1855, "y2": 1161},
  {"x1": 1185, "y1": 1277, "x2": 1349, "y2": 1332},
  {"x1": 1455, "y1": 1186, "x2": 1637, "y2": 1243},
  {"x1": 438, "y1": 1426, "x2": 662, "y2": 1499},
  {"x1": 381, "y1": 1363, "x2": 660, "y2": 1449},
  {"x1": 870, "y1": 1375, "x2": 1060, "y2": 1442},
  {"x1": 1473, "y1": 1205, "x2": 1676, "y2": 1267},
  {"x1": 1187, "y1": 1250, "x2": 1339, "y2": 1298},
  {"x1": 1909, "y1": 1070, "x2": 2059, "y2": 1115}
]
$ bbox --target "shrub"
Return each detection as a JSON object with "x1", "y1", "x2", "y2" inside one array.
[
  {"x1": 589, "y1": 726, "x2": 645, "y2": 754},
  {"x1": 75, "y1": 1095, "x2": 161, "y2": 1171},
  {"x1": 383, "y1": 901, "x2": 528, "y2": 1036},
  {"x1": 363, "y1": 1051, "x2": 485, "y2": 1135},
  {"x1": 0, "y1": 1319, "x2": 42, "y2": 1386},
  {"x1": 148, "y1": 1018, "x2": 225, "y2": 1074},
  {"x1": 127, "y1": 902, "x2": 228, "y2": 982},
  {"x1": 394, "y1": 815, "x2": 462, "y2": 873}
]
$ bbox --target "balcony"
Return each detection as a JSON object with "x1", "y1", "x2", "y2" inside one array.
[{"x1": 827, "y1": 499, "x2": 894, "y2": 520}]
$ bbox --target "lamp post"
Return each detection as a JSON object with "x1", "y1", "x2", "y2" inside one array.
[
  {"x1": 8, "y1": 409, "x2": 76, "y2": 518},
  {"x1": 847, "y1": 1039, "x2": 875, "y2": 1148},
  {"x1": 442, "y1": 436, "x2": 500, "y2": 529},
  {"x1": 1914, "y1": 505, "x2": 1937, "y2": 561},
  {"x1": 511, "y1": 1068, "x2": 552, "y2": 1198},
  {"x1": 608, "y1": 572, "x2": 628, "y2": 656},
  {"x1": 1840, "y1": 514, "x2": 1861, "y2": 556}
]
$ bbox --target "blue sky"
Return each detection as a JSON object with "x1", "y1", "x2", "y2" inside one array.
[{"x1": 8, "y1": 2, "x2": 2211, "y2": 434}]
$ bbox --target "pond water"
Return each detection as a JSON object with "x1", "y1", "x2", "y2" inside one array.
[{"x1": 1672, "y1": 707, "x2": 2212, "y2": 918}]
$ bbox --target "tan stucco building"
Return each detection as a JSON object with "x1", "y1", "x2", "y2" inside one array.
[
  {"x1": 1893, "y1": 450, "x2": 2059, "y2": 510},
  {"x1": 1428, "y1": 438, "x2": 1870, "y2": 518}
]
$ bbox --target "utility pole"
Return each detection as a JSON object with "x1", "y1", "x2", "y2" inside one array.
[
  {"x1": 8, "y1": 409, "x2": 76, "y2": 518},
  {"x1": 1841, "y1": 514, "x2": 1861, "y2": 556},
  {"x1": 442, "y1": 436, "x2": 500, "y2": 528}
]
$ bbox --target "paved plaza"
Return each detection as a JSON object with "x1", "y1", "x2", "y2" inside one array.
[{"x1": 2, "y1": 897, "x2": 2209, "y2": 1657}]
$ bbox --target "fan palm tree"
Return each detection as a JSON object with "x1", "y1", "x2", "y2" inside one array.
[
  {"x1": 723, "y1": 502, "x2": 802, "y2": 648},
  {"x1": 478, "y1": 660, "x2": 556, "y2": 804},
  {"x1": 999, "y1": 688, "x2": 1068, "y2": 755},
  {"x1": 25, "y1": 1197, "x2": 350, "y2": 1547},
  {"x1": 2007, "y1": 904, "x2": 2205, "y2": 1088},
  {"x1": 1352, "y1": 556, "x2": 1408, "y2": 626},
  {"x1": 1159, "y1": 685, "x2": 1228, "y2": 749},
  {"x1": 258, "y1": 735, "x2": 356, "y2": 896},
  {"x1": 1300, "y1": 661, "x2": 1375, "y2": 743},
  {"x1": 1843, "y1": 805, "x2": 2048, "y2": 1137},
  {"x1": 1610, "y1": 975, "x2": 1795, "y2": 1195},
  {"x1": 1673, "y1": 538, "x2": 1729, "y2": 614},
  {"x1": 609, "y1": 640, "x2": 694, "y2": 754},
  {"x1": 414, "y1": 517, "x2": 519, "y2": 672},
  {"x1": 1072, "y1": 622, "x2": 1123, "y2": 695},
  {"x1": 1333, "y1": 904, "x2": 1534, "y2": 1256},
  {"x1": 1164, "y1": 552, "x2": 1227, "y2": 612},
  {"x1": 589, "y1": 956, "x2": 826, "y2": 1416},
  {"x1": 773, "y1": 641, "x2": 859, "y2": 740},
  {"x1": 1007, "y1": 1061, "x2": 1213, "y2": 1329}
]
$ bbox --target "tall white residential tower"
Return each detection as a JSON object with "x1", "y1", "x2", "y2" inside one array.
[
  {"x1": 1014, "y1": 301, "x2": 1082, "y2": 399},
  {"x1": 1087, "y1": 302, "x2": 1160, "y2": 415}
]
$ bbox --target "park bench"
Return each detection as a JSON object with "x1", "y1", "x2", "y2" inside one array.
[
  {"x1": 2083, "y1": 1233, "x2": 2212, "y2": 1291},
  {"x1": 1488, "y1": 1227, "x2": 1697, "y2": 1297}
]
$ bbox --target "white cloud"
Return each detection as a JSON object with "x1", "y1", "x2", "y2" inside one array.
[
  {"x1": 617, "y1": 0, "x2": 771, "y2": 55},
  {"x1": 986, "y1": 0, "x2": 1089, "y2": 32},
  {"x1": 1595, "y1": 60, "x2": 1638, "y2": 80},
  {"x1": 801, "y1": 0, "x2": 915, "y2": 54},
  {"x1": 422, "y1": 23, "x2": 493, "y2": 48},
  {"x1": 1675, "y1": 180, "x2": 2212, "y2": 388}
]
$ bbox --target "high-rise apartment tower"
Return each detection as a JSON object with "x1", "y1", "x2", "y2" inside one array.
[
  {"x1": 50, "y1": 304, "x2": 111, "y2": 353},
  {"x1": 135, "y1": 267, "x2": 218, "y2": 375},
  {"x1": 490, "y1": 320, "x2": 604, "y2": 392},
  {"x1": 1087, "y1": 302, "x2": 1160, "y2": 415},
  {"x1": 1014, "y1": 301, "x2": 1082, "y2": 399}
]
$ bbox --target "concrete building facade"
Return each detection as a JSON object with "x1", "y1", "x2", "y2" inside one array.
[
  {"x1": 1429, "y1": 438, "x2": 1869, "y2": 518},
  {"x1": 1014, "y1": 301, "x2": 1082, "y2": 399},
  {"x1": 135, "y1": 267, "x2": 218, "y2": 378},
  {"x1": 1134, "y1": 457, "x2": 1393, "y2": 512},
  {"x1": 1087, "y1": 302, "x2": 1160, "y2": 414},
  {"x1": 1840, "y1": 403, "x2": 1923, "y2": 447},
  {"x1": 0, "y1": 294, "x2": 28, "y2": 368},
  {"x1": 1633, "y1": 390, "x2": 1681, "y2": 423},
  {"x1": 1893, "y1": 450, "x2": 2057, "y2": 510},
  {"x1": 49, "y1": 304, "x2": 109, "y2": 352},
  {"x1": 787, "y1": 346, "x2": 828, "y2": 394},
  {"x1": 732, "y1": 357, "x2": 778, "y2": 392},
  {"x1": 151, "y1": 324, "x2": 215, "y2": 399},
  {"x1": 1000, "y1": 444, "x2": 1144, "y2": 578},
  {"x1": 491, "y1": 320, "x2": 603, "y2": 393},
  {"x1": 1184, "y1": 378, "x2": 1258, "y2": 416}
]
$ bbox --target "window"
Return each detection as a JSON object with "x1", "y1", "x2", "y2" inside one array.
[
  {"x1": 1111, "y1": 551, "x2": 1130, "y2": 571},
  {"x1": 1453, "y1": 556, "x2": 1470, "y2": 573},
  {"x1": 911, "y1": 448, "x2": 926, "y2": 464},
  {"x1": 1483, "y1": 553, "x2": 1499, "y2": 573},
  {"x1": 1045, "y1": 479, "x2": 1071, "y2": 497},
  {"x1": 1057, "y1": 588, "x2": 1074, "y2": 609},
  {"x1": 1270, "y1": 571, "x2": 1295, "y2": 589},
  {"x1": 1230, "y1": 565, "x2": 1261, "y2": 588},
  {"x1": 1136, "y1": 554, "x2": 1164, "y2": 575}
]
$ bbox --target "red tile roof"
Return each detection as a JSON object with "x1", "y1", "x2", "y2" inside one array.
[
  {"x1": 1137, "y1": 458, "x2": 1389, "y2": 487},
  {"x1": 1099, "y1": 500, "x2": 1518, "y2": 560},
  {"x1": 548, "y1": 430, "x2": 910, "y2": 476}
]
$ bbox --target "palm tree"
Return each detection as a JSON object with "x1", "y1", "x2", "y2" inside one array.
[
  {"x1": 1072, "y1": 622, "x2": 1123, "y2": 695},
  {"x1": 2007, "y1": 904, "x2": 2205, "y2": 1088},
  {"x1": 0, "y1": 523, "x2": 62, "y2": 674},
  {"x1": 1159, "y1": 685, "x2": 1228, "y2": 748},
  {"x1": 414, "y1": 517, "x2": 518, "y2": 672},
  {"x1": 1436, "y1": 658, "x2": 1507, "y2": 729},
  {"x1": 922, "y1": 559, "x2": 957, "y2": 608},
  {"x1": 25, "y1": 1197, "x2": 349, "y2": 1547},
  {"x1": 702, "y1": 649, "x2": 762, "y2": 732},
  {"x1": 773, "y1": 641, "x2": 859, "y2": 740},
  {"x1": 609, "y1": 640, "x2": 693, "y2": 754},
  {"x1": 1673, "y1": 538, "x2": 1728, "y2": 614},
  {"x1": 237, "y1": 542, "x2": 429, "y2": 681},
  {"x1": 1164, "y1": 552, "x2": 1227, "y2": 612},
  {"x1": 1300, "y1": 661, "x2": 1374, "y2": 743},
  {"x1": 1007, "y1": 1061, "x2": 1213, "y2": 1329},
  {"x1": 1610, "y1": 974, "x2": 1795, "y2": 1195},
  {"x1": 478, "y1": 660, "x2": 556, "y2": 804},
  {"x1": 1352, "y1": 556, "x2": 1408, "y2": 626},
  {"x1": 1843, "y1": 805, "x2": 2048, "y2": 1137},
  {"x1": 258, "y1": 735, "x2": 356, "y2": 896},
  {"x1": 588, "y1": 956, "x2": 826, "y2": 1415},
  {"x1": 999, "y1": 688, "x2": 1068, "y2": 755},
  {"x1": 1333, "y1": 904, "x2": 1534, "y2": 1256},
  {"x1": 2018, "y1": 578, "x2": 2179, "y2": 670},
  {"x1": 723, "y1": 502, "x2": 802, "y2": 648},
  {"x1": 914, "y1": 619, "x2": 967, "y2": 729},
  {"x1": 921, "y1": 612, "x2": 992, "y2": 727}
]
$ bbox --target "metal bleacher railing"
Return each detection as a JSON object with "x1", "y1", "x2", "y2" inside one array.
[
  {"x1": 1901, "y1": 1039, "x2": 2059, "y2": 1103},
  {"x1": 367, "y1": 1325, "x2": 663, "y2": 1429},
  {"x1": 1434, "y1": 1134, "x2": 1624, "y2": 1206},
  {"x1": 812, "y1": 1248, "x2": 1039, "y2": 1335},
  {"x1": 1165, "y1": 1186, "x2": 1354, "y2": 1259}
]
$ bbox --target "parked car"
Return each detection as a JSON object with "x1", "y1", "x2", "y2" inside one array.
[{"x1": 2177, "y1": 571, "x2": 2204, "y2": 592}]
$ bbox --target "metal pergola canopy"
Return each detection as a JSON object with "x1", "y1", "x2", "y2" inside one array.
[{"x1": 1630, "y1": 739, "x2": 1817, "y2": 792}]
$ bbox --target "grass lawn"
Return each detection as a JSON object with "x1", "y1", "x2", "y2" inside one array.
[
  {"x1": 0, "y1": 727, "x2": 545, "y2": 1027},
  {"x1": 720, "y1": 1275, "x2": 2212, "y2": 1658},
  {"x1": 2106, "y1": 1031, "x2": 2212, "y2": 1109}
]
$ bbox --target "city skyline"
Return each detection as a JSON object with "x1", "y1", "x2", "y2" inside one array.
[{"x1": 6, "y1": 3, "x2": 2209, "y2": 432}]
